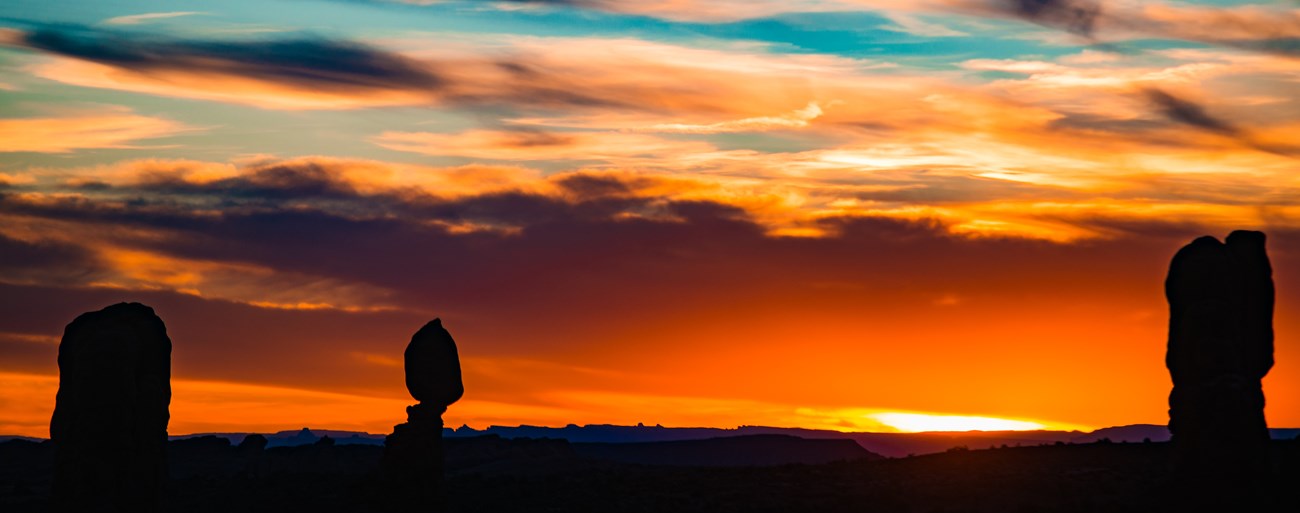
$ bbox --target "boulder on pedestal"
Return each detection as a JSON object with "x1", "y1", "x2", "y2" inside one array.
[
  {"x1": 383, "y1": 318, "x2": 463, "y2": 511},
  {"x1": 404, "y1": 318, "x2": 464, "y2": 416}
]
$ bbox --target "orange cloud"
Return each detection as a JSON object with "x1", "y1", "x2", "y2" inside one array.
[
  {"x1": 1121, "y1": 2, "x2": 1300, "y2": 46},
  {"x1": 0, "y1": 204, "x2": 402, "y2": 312},
  {"x1": 0, "y1": 109, "x2": 190, "y2": 153},
  {"x1": 635, "y1": 102, "x2": 826, "y2": 134},
  {"x1": 402, "y1": 0, "x2": 1300, "y2": 54},
  {"x1": 7, "y1": 141, "x2": 1300, "y2": 249},
  {"x1": 373, "y1": 129, "x2": 720, "y2": 161},
  {"x1": 19, "y1": 21, "x2": 1296, "y2": 186},
  {"x1": 29, "y1": 58, "x2": 435, "y2": 110},
  {"x1": 432, "y1": 0, "x2": 933, "y2": 22},
  {"x1": 10, "y1": 26, "x2": 896, "y2": 116},
  {"x1": 102, "y1": 11, "x2": 206, "y2": 26}
]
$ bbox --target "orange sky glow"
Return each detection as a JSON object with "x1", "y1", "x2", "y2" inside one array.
[{"x1": 2, "y1": 0, "x2": 1299, "y2": 438}]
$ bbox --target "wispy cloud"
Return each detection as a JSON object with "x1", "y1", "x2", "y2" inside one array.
[
  {"x1": 5, "y1": 25, "x2": 444, "y2": 109},
  {"x1": 972, "y1": 0, "x2": 1300, "y2": 57},
  {"x1": 8, "y1": 22, "x2": 1295, "y2": 224},
  {"x1": 102, "y1": 11, "x2": 206, "y2": 26},
  {"x1": 985, "y1": 0, "x2": 1102, "y2": 37},
  {"x1": 879, "y1": 12, "x2": 969, "y2": 37},
  {"x1": 373, "y1": 129, "x2": 720, "y2": 161},
  {"x1": 398, "y1": 0, "x2": 1300, "y2": 59},
  {"x1": 635, "y1": 102, "x2": 826, "y2": 134},
  {"x1": 0, "y1": 109, "x2": 191, "y2": 153},
  {"x1": 1143, "y1": 88, "x2": 1299, "y2": 158},
  {"x1": 442, "y1": 0, "x2": 907, "y2": 22},
  {"x1": 1, "y1": 24, "x2": 888, "y2": 115}
]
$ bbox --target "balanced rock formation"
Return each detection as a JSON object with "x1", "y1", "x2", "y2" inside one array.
[
  {"x1": 404, "y1": 318, "x2": 465, "y2": 421},
  {"x1": 383, "y1": 318, "x2": 463, "y2": 510},
  {"x1": 50, "y1": 302, "x2": 172, "y2": 513},
  {"x1": 1166, "y1": 230, "x2": 1273, "y2": 473}
]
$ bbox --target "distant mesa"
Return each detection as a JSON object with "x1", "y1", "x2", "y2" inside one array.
[
  {"x1": 1165, "y1": 230, "x2": 1274, "y2": 474},
  {"x1": 50, "y1": 302, "x2": 172, "y2": 513},
  {"x1": 288, "y1": 427, "x2": 320, "y2": 446},
  {"x1": 1070, "y1": 424, "x2": 1170, "y2": 444},
  {"x1": 173, "y1": 428, "x2": 386, "y2": 448}
]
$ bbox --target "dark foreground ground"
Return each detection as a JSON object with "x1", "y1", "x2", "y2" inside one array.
[{"x1": 2, "y1": 436, "x2": 1297, "y2": 512}]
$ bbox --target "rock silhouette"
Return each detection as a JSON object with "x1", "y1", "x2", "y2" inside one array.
[
  {"x1": 1165, "y1": 231, "x2": 1273, "y2": 481},
  {"x1": 383, "y1": 318, "x2": 463, "y2": 511},
  {"x1": 237, "y1": 433, "x2": 268, "y2": 452},
  {"x1": 404, "y1": 318, "x2": 465, "y2": 420},
  {"x1": 49, "y1": 302, "x2": 172, "y2": 513}
]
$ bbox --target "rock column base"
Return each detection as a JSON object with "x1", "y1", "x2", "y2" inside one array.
[{"x1": 382, "y1": 412, "x2": 444, "y2": 511}]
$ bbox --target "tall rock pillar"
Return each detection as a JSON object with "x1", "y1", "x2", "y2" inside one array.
[
  {"x1": 1165, "y1": 231, "x2": 1273, "y2": 479},
  {"x1": 383, "y1": 318, "x2": 464, "y2": 510},
  {"x1": 50, "y1": 302, "x2": 172, "y2": 513}
]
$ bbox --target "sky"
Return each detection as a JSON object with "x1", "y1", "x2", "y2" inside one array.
[{"x1": 1, "y1": 0, "x2": 1298, "y2": 438}]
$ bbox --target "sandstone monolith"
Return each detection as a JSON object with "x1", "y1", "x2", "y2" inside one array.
[
  {"x1": 1166, "y1": 231, "x2": 1273, "y2": 481},
  {"x1": 50, "y1": 302, "x2": 171, "y2": 513}
]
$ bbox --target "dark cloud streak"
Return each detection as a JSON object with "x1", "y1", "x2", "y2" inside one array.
[
  {"x1": 0, "y1": 160, "x2": 1219, "y2": 310},
  {"x1": 1237, "y1": 37, "x2": 1300, "y2": 59},
  {"x1": 0, "y1": 232, "x2": 97, "y2": 275},
  {"x1": 1143, "y1": 88, "x2": 1239, "y2": 137},
  {"x1": 1003, "y1": 0, "x2": 1102, "y2": 37},
  {"x1": 1144, "y1": 88, "x2": 1299, "y2": 158},
  {"x1": 12, "y1": 24, "x2": 444, "y2": 92},
  {"x1": 136, "y1": 163, "x2": 361, "y2": 201},
  {"x1": 0, "y1": 230, "x2": 102, "y2": 286},
  {"x1": 971, "y1": 1, "x2": 1300, "y2": 58},
  {"x1": 0, "y1": 21, "x2": 629, "y2": 111}
]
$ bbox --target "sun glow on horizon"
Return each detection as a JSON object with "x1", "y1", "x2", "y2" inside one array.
[
  {"x1": 870, "y1": 412, "x2": 1049, "y2": 433},
  {"x1": 793, "y1": 407, "x2": 1090, "y2": 434}
]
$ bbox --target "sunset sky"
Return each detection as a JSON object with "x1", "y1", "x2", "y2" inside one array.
[{"x1": 1, "y1": 0, "x2": 1299, "y2": 438}]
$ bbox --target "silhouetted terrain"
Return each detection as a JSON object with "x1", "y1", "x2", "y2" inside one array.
[
  {"x1": 443, "y1": 423, "x2": 1300, "y2": 458},
  {"x1": 571, "y1": 435, "x2": 878, "y2": 466},
  {"x1": 171, "y1": 429, "x2": 387, "y2": 448},
  {"x1": 14, "y1": 422, "x2": 1292, "y2": 457},
  {"x1": 3, "y1": 435, "x2": 1298, "y2": 512}
]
